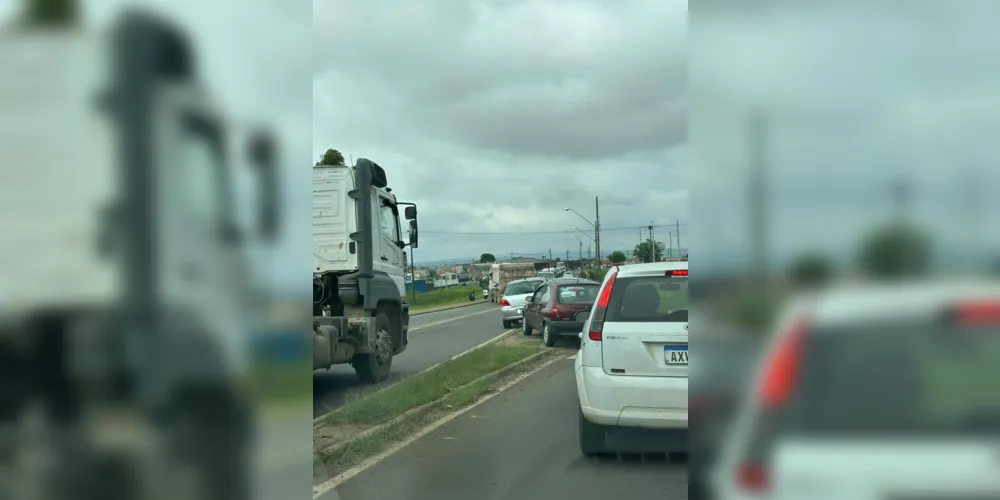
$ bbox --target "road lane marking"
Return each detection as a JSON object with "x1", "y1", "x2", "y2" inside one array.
[
  {"x1": 312, "y1": 352, "x2": 567, "y2": 498},
  {"x1": 408, "y1": 307, "x2": 497, "y2": 332}
]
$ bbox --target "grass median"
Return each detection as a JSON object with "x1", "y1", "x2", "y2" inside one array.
[
  {"x1": 313, "y1": 334, "x2": 561, "y2": 479},
  {"x1": 407, "y1": 285, "x2": 485, "y2": 312}
]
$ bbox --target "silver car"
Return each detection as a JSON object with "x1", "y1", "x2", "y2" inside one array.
[{"x1": 500, "y1": 278, "x2": 545, "y2": 328}]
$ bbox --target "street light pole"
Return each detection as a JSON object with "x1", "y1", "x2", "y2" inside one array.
[{"x1": 595, "y1": 196, "x2": 601, "y2": 268}]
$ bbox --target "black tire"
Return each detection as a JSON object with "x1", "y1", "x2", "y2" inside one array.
[
  {"x1": 542, "y1": 322, "x2": 557, "y2": 347},
  {"x1": 502, "y1": 320, "x2": 511, "y2": 329},
  {"x1": 522, "y1": 318, "x2": 533, "y2": 336},
  {"x1": 579, "y1": 406, "x2": 609, "y2": 456},
  {"x1": 353, "y1": 310, "x2": 394, "y2": 384}
]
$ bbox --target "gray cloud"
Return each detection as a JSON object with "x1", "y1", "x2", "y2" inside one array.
[
  {"x1": 691, "y1": 1, "x2": 1000, "y2": 272},
  {"x1": 314, "y1": 0, "x2": 688, "y2": 262}
]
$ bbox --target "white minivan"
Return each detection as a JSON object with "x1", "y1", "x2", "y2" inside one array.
[{"x1": 574, "y1": 261, "x2": 689, "y2": 455}]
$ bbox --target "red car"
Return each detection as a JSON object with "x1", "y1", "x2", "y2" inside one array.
[{"x1": 522, "y1": 278, "x2": 601, "y2": 347}]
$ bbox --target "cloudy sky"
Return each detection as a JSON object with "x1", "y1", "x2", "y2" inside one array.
[
  {"x1": 691, "y1": 1, "x2": 1000, "y2": 273},
  {"x1": 312, "y1": 0, "x2": 689, "y2": 266}
]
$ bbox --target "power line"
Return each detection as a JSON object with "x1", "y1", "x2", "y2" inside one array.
[{"x1": 422, "y1": 223, "x2": 688, "y2": 236}]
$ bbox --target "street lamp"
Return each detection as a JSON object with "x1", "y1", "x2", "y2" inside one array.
[
  {"x1": 565, "y1": 205, "x2": 601, "y2": 267},
  {"x1": 573, "y1": 227, "x2": 595, "y2": 241},
  {"x1": 564, "y1": 207, "x2": 595, "y2": 227}
]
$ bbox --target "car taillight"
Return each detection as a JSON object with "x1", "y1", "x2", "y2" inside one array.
[
  {"x1": 549, "y1": 306, "x2": 560, "y2": 318},
  {"x1": 500, "y1": 299, "x2": 510, "y2": 307},
  {"x1": 587, "y1": 271, "x2": 617, "y2": 341},
  {"x1": 756, "y1": 316, "x2": 808, "y2": 407},
  {"x1": 737, "y1": 461, "x2": 769, "y2": 493},
  {"x1": 953, "y1": 299, "x2": 1000, "y2": 325}
]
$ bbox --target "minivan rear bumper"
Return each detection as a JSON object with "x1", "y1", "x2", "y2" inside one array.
[{"x1": 576, "y1": 365, "x2": 688, "y2": 430}]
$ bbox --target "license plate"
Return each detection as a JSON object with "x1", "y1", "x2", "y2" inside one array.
[
  {"x1": 664, "y1": 346, "x2": 688, "y2": 365},
  {"x1": 517, "y1": 308, "x2": 522, "y2": 314}
]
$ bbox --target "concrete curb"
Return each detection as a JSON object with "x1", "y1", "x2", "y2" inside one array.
[
  {"x1": 409, "y1": 300, "x2": 490, "y2": 316},
  {"x1": 314, "y1": 344, "x2": 560, "y2": 459}
]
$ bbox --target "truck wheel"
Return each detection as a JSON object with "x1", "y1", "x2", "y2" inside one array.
[
  {"x1": 579, "y1": 405, "x2": 609, "y2": 456},
  {"x1": 354, "y1": 310, "x2": 393, "y2": 384}
]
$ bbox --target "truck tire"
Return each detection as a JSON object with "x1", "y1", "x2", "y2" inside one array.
[{"x1": 353, "y1": 310, "x2": 393, "y2": 384}]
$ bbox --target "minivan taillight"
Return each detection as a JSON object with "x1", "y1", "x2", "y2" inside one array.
[
  {"x1": 500, "y1": 299, "x2": 510, "y2": 307},
  {"x1": 587, "y1": 271, "x2": 617, "y2": 341},
  {"x1": 736, "y1": 462, "x2": 769, "y2": 493},
  {"x1": 757, "y1": 316, "x2": 808, "y2": 407},
  {"x1": 953, "y1": 299, "x2": 1000, "y2": 325}
]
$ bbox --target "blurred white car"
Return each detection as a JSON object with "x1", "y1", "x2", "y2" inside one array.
[
  {"x1": 499, "y1": 278, "x2": 545, "y2": 329},
  {"x1": 714, "y1": 280, "x2": 1000, "y2": 500},
  {"x1": 575, "y1": 261, "x2": 689, "y2": 455}
]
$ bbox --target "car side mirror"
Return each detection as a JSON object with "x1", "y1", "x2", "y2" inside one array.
[
  {"x1": 408, "y1": 219, "x2": 418, "y2": 248},
  {"x1": 525, "y1": 297, "x2": 533, "y2": 303}
]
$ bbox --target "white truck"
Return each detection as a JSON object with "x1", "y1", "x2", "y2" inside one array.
[
  {"x1": 489, "y1": 263, "x2": 536, "y2": 303},
  {"x1": 312, "y1": 160, "x2": 418, "y2": 383},
  {"x1": 0, "y1": 11, "x2": 276, "y2": 499}
]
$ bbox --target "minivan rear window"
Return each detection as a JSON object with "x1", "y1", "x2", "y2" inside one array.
[
  {"x1": 605, "y1": 275, "x2": 688, "y2": 323},
  {"x1": 556, "y1": 284, "x2": 599, "y2": 305},
  {"x1": 784, "y1": 323, "x2": 1000, "y2": 436}
]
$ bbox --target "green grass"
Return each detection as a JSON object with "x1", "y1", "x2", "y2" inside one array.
[
  {"x1": 319, "y1": 343, "x2": 540, "y2": 427},
  {"x1": 250, "y1": 358, "x2": 312, "y2": 404},
  {"x1": 407, "y1": 284, "x2": 484, "y2": 312},
  {"x1": 314, "y1": 344, "x2": 559, "y2": 472}
]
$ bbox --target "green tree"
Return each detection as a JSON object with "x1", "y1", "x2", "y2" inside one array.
[
  {"x1": 856, "y1": 221, "x2": 932, "y2": 279},
  {"x1": 479, "y1": 253, "x2": 496, "y2": 263},
  {"x1": 608, "y1": 250, "x2": 627, "y2": 264},
  {"x1": 426, "y1": 269, "x2": 438, "y2": 279},
  {"x1": 22, "y1": 0, "x2": 78, "y2": 26},
  {"x1": 989, "y1": 258, "x2": 1000, "y2": 276},
  {"x1": 315, "y1": 148, "x2": 346, "y2": 167},
  {"x1": 788, "y1": 252, "x2": 833, "y2": 288},
  {"x1": 633, "y1": 240, "x2": 666, "y2": 262}
]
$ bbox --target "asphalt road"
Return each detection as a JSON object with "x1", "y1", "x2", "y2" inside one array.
[
  {"x1": 321, "y1": 355, "x2": 687, "y2": 500},
  {"x1": 313, "y1": 302, "x2": 506, "y2": 417}
]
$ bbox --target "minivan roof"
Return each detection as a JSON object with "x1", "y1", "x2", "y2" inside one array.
[{"x1": 614, "y1": 260, "x2": 687, "y2": 278}]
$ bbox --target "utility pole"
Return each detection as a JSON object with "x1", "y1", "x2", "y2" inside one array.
[
  {"x1": 588, "y1": 245, "x2": 592, "y2": 260},
  {"x1": 675, "y1": 219, "x2": 681, "y2": 256},
  {"x1": 565, "y1": 249, "x2": 570, "y2": 262},
  {"x1": 510, "y1": 251, "x2": 514, "y2": 262},
  {"x1": 668, "y1": 232, "x2": 673, "y2": 261},
  {"x1": 410, "y1": 247, "x2": 416, "y2": 305},
  {"x1": 748, "y1": 109, "x2": 768, "y2": 282},
  {"x1": 549, "y1": 249, "x2": 553, "y2": 268},
  {"x1": 637, "y1": 228, "x2": 644, "y2": 263},
  {"x1": 594, "y1": 196, "x2": 601, "y2": 268},
  {"x1": 648, "y1": 225, "x2": 655, "y2": 263},
  {"x1": 650, "y1": 222, "x2": 657, "y2": 261}
]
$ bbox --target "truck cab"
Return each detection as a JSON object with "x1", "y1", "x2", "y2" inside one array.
[{"x1": 312, "y1": 160, "x2": 418, "y2": 382}]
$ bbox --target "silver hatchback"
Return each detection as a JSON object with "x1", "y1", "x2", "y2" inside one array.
[{"x1": 500, "y1": 278, "x2": 545, "y2": 329}]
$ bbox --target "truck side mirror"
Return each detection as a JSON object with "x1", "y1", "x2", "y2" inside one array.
[
  {"x1": 404, "y1": 205, "x2": 417, "y2": 220},
  {"x1": 408, "y1": 219, "x2": 418, "y2": 248},
  {"x1": 248, "y1": 131, "x2": 280, "y2": 240}
]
